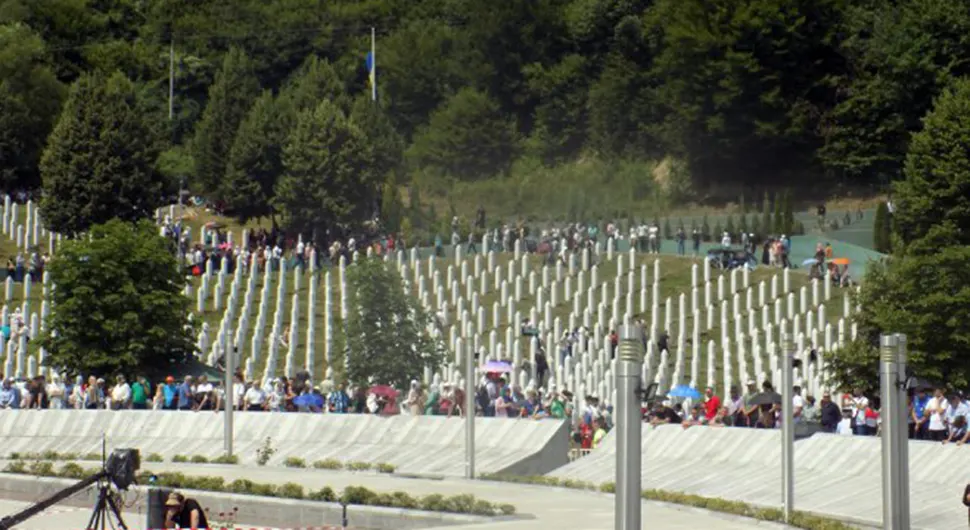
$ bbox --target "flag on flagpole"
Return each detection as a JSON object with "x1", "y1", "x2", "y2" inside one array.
[{"x1": 366, "y1": 51, "x2": 376, "y2": 101}]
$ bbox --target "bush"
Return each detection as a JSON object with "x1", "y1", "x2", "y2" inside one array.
[
  {"x1": 256, "y1": 437, "x2": 275, "y2": 466},
  {"x1": 145, "y1": 453, "x2": 164, "y2": 463},
  {"x1": 81, "y1": 453, "x2": 102, "y2": 461},
  {"x1": 212, "y1": 454, "x2": 239, "y2": 465},
  {"x1": 599, "y1": 482, "x2": 616, "y2": 493},
  {"x1": 499, "y1": 503, "x2": 516, "y2": 515},
  {"x1": 309, "y1": 486, "x2": 337, "y2": 502},
  {"x1": 228, "y1": 479, "x2": 255, "y2": 494},
  {"x1": 283, "y1": 457, "x2": 306, "y2": 468},
  {"x1": 28, "y1": 461, "x2": 56, "y2": 477},
  {"x1": 189, "y1": 455, "x2": 209, "y2": 464},
  {"x1": 58, "y1": 463, "x2": 86, "y2": 479},
  {"x1": 7, "y1": 453, "x2": 21, "y2": 460},
  {"x1": 41, "y1": 450, "x2": 61, "y2": 460},
  {"x1": 342, "y1": 485, "x2": 378, "y2": 505},
  {"x1": 277, "y1": 482, "x2": 304, "y2": 499},
  {"x1": 171, "y1": 455, "x2": 189, "y2": 463},
  {"x1": 375, "y1": 462, "x2": 395, "y2": 474},
  {"x1": 313, "y1": 459, "x2": 343, "y2": 470},
  {"x1": 346, "y1": 461, "x2": 371, "y2": 471},
  {"x1": 445, "y1": 494, "x2": 476, "y2": 514},
  {"x1": 3, "y1": 461, "x2": 26, "y2": 474}
]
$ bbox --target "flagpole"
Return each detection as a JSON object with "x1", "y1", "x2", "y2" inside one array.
[{"x1": 371, "y1": 27, "x2": 377, "y2": 102}]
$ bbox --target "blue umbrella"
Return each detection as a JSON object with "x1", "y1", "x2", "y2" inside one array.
[
  {"x1": 293, "y1": 393, "x2": 324, "y2": 410},
  {"x1": 481, "y1": 360, "x2": 513, "y2": 373},
  {"x1": 667, "y1": 385, "x2": 701, "y2": 400},
  {"x1": 802, "y1": 258, "x2": 819, "y2": 266}
]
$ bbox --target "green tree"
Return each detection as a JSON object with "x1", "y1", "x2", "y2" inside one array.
[
  {"x1": 342, "y1": 258, "x2": 444, "y2": 390},
  {"x1": 872, "y1": 201, "x2": 890, "y2": 253},
  {"x1": 525, "y1": 54, "x2": 589, "y2": 163},
  {"x1": 725, "y1": 215, "x2": 735, "y2": 235},
  {"x1": 772, "y1": 192, "x2": 783, "y2": 234},
  {"x1": 40, "y1": 72, "x2": 163, "y2": 236},
  {"x1": 275, "y1": 100, "x2": 378, "y2": 240},
  {"x1": 350, "y1": 96, "x2": 405, "y2": 184},
  {"x1": 893, "y1": 79, "x2": 970, "y2": 249},
  {"x1": 662, "y1": 218, "x2": 672, "y2": 239},
  {"x1": 223, "y1": 90, "x2": 288, "y2": 224},
  {"x1": 408, "y1": 88, "x2": 517, "y2": 180},
  {"x1": 380, "y1": 178, "x2": 404, "y2": 234},
  {"x1": 831, "y1": 77, "x2": 970, "y2": 393},
  {"x1": 700, "y1": 215, "x2": 710, "y2": 241},
  {"x1": 191, "y1": 47, "x2": 259, "y2": 197},
  {"x1": 739, "y1": 213, "x2": 748, "y2": 234},
  {"x1": 0, "y1": 23, "x2": 66, "y2": 192},
  {"x1": 280, "y1": 55, "x2": 347, "y2": 113},
  {"x1": 40, "y1": 219, "x2": 195, "y2": 376},
  {"x1": 760, "y1": 191, "x2": 772, "y2": 236},
  {"x1": 782, "y1": 190, "x2": 794, "y2": 235}
]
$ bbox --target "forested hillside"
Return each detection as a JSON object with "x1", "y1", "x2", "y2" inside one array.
[{"x1": 0, "y1": 0, "x2": 965, "y2": 237}]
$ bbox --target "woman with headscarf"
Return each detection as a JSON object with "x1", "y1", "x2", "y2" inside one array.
[
  {"x1": 406, "y1": 380, "x2": 424, "y2": 416},
  {"x1": 424, "y1": 383, "x2": 440, "y2": 416},
  {"x1": 46, "y1": 374, "x2": 65, "y2": 409}
]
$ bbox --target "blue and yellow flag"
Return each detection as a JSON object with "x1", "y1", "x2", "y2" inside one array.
[{"x1": 365, "y1": 51, "x2": 376, "y2": 101}]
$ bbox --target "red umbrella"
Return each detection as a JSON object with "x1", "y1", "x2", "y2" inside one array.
[{"x1": 368, "y1": 385, "x2": 399, "y2": 399}]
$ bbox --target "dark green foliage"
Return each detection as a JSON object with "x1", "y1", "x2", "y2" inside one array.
[
  {"x1": 700, "y1": 215, "x2": 710, "y2": 241},
  {"x1": 772, "y1": 193, "x2": 783, "y2": 234},
  {"x1": 712, "y1": 221, "x2": 722, "y2": 240},
  {"x1": 40, "y1": 220, "x2": 196, "y2": 377},
  {"x1": 738, "y1": 214, "x2": 748, "y2": 234},
  {"x1": 873, "y1": 202, "x2": 890, "y2": 253},
  {"x1": 39, "y1": 72, "x2": 163, "y2": 236},
  {"x1": 761, "y1": 192, "x2": 772, "y2": 237},
  {"x1": 223, "y1": 90, "x2": 287, "y2": 224},
  {"x1": 662, "y1": 218, "x2": 672, "y2": 239},
  {"x1": 275, "y1": 101, "x2": 379, "y2": 239},
  {"x1": 343, "y1": 258, "x2": 444, "y2": 390},
  {"x1": 408, "y1": 88, "x2": 518, "y2": 180},
  {"x1": 725, "y1": 215, "x2": 735, "y2": 236},
  {"x1": 781, "y1": 190, "x2": 794, "y2": 235},
  {"x1": 191, "y1": 47, "x2": 260, "y2": 197}
]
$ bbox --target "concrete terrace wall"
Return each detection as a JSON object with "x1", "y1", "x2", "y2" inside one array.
[
  {"x1": 0, "y1": 411, "x2": 569, "y2": 477},
  {"x1": 550, "y1": 424, "x2": 966, "y2": 530}
]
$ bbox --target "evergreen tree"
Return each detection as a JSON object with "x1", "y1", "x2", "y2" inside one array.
[
  {"x1": 772, "y1": 192, "x2": 783, "y2": 234},
  {"x1": 751, "y1": 213, "x2": 761, "y2": 236},
  {"x1": 275, "y1": 101, "x2": 378, "y2": 240},
  {"x1": 713, "y1": 220, "x2": 723, "y2": 240},
  {"x1": 873, "y1": 201, "x2": 889, "y2": 253},
  {"x1": 380, "y1": 178, "x2": 404, "y2": 234},
  {"x1": 223, "y1": 90, "x2": 289, "y2": 224},
  {"x1": 725, "y1": 215, "x2": 735, "y2": 235},
  {"x1": 280, "y1": 55, "x2": 348, "y2": 113},
  {"x1": 739, "y1": 213, "x2": 748, "y2": 234},
  {"x1": 350, "y1": 96, "x2": 405, "y2": 185},
  {"x1": 40, "y1": 72, "x2": 163, "y2": 236},
  {"x1": 701, "y1": 215, "x2": 710, "y2": 241},
  {"x1": 408, "y1": 88, "x2": 518, "y2": 180},
  {"x1": 663, "y1": 218, "x2": 672, "y2": 239},
  {"x1": 782, "y1": 190, "x2": 795, "y2": 235},
  {"x1": 761, "y1": 191, "x2": 772, "y2": 236},
  {"x1": 191, "y1": 47, "x2": 260, "y2": 198}
]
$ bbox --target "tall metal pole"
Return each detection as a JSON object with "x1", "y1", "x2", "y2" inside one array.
[
  {"x1": 615, "y1": 323, "x2": 644, "y2": 530},
  {"x1": 464, "y1": 341, "x2": 475, "y2": 479},
  {"x1": 168, "y1": 40, "x2": 175, "y2": 120},
  {"x1": 895, "y1": 333, "x2": 910, "y2": 529},
  {"x1": 880, "y1": 333, "x2": 900, "y2": 530},
  {"x1": 224, "y1": 343, "x2": 234, "y2": 457},
  {"x1": 781, "y1": 320, "x2": 794, "y2": 523}
]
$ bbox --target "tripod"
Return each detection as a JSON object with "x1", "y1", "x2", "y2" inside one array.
[{"x1": 85, "y1": 479, "x2": 128, "y2": 530}]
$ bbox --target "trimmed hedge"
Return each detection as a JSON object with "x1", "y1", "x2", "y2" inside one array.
[
  {"x1": 7, "y1": 451, "x2": 102, "y2": 462},
  {"x1": 0, "y1": 464, "x2": 516, "y2": 518},
  {"x1": 480, "y1": 474, "x2": 853, "y2": 530}
]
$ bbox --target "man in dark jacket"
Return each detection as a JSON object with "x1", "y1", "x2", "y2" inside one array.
[{"x1": 819, "y1": 392, "x2": 842, "y2": 433}]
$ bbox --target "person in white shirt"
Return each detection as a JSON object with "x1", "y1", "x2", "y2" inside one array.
[
  {"x1": 836, "y1": 411, "x2": 853, "y2": 435},
  {"x1": 927, "y1": 388, "x2": 950, "y2": 441},
  {"x1": 849, "y1": 388, "x2": 869, "y2": 435},
  {"x1": 721, "y1": 232, "x2": 731, "y2": 248},
  {"x1": 792, "y1": 385, "x2": 804, "y2": 424},
  {"x1": 244, "y1": 383, "x2": 267, "y2": 411},
  {"x1": 110, "y1": 375, "x2": 131, "y2": 410},
  {"x1": 195, "y1": 375, "x2": 214, "y2": 411}
]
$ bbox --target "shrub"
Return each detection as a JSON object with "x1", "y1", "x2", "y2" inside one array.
[
  {"x1": 313, "y1": 459, "x2": 343, "y2": 470},
  {"x1": 250, "y1": 483, "x2": 277, "y2": 497},
  {"x1": 388, "y1": 491, "x2": 418, "y2": 509},
  {"x1": 309, "y1": 486, "x2": 337, "y2": 502},
  {"x1": 81, "y1": 453, "x2": 102, "y2": 461},
  {"x1": 228, "y1": 479, "x2": 255, "y2": 494},
  {"x1": 346, "y1": 461, "x2": 371, "y2": 471},
  {"x1": 498, "y1": 503, "x2": 516, "y2": 515},
  {"x1": 283, "y1": 457, "x2": 306, "y2": 468},
  {"x1": 145, "y1": 453, "x2": 164, "y2": 463},
  {"x1": 277, "y1": 482, "x2": 304, "y2": 499},
  {"x1": 375, "y1": 462, "x2": 395, "y2": 474},
  {"x1": 599, "y1": 482, "x2": 615, "y2": 493},
  {"x1": 7, "y1": 453, "x2": 21, "y2": 460},
  {"x1": 189, "y1": 455, "x2": 209, "y2": 464},
  {"x1": 28, "y1": 461, "x2": 56, "y2": 477},
  {"x1": 256, "y1": 437, "x2": 275, "y2": 466},
  {"x1": 212, "y1": 454, "x2": 239, "y2": 465},
  {"x1": 419, "y1": 493, "x2": 447, "y2": 512},
  {"x1": 189, "y1": 476, "x2": 225, "y2": 492},
  {"x1": 171, "y1": 455, "x2": 189, "y2": 463},
  {"x1": 341, "y1": 485, "x2": 377, "y2": 505},
  {"x1": 41, "y1": 450, "x2": 60, "y2": 461},
  {"x1": 58, "y1": 463, "x2": 86, "y2": 479},
  {"x1": 3, "y1": 461, "x2": 25, "y2": 474},
  {"x1": 445, "y1": 494, "x2": 476, "y2": 514}
]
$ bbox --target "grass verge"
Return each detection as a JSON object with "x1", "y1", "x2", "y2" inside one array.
[{"x1": 479, "y1": 474, "x2": 855, "y2": 530}]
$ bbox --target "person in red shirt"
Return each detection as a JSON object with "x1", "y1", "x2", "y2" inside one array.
[{"x1": 703, "y1": 387, "x2": 721, "y2": 422}]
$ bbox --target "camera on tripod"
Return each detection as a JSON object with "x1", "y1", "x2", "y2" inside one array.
[{"x1": 0, "y1": 448, "x2": 141, "y2": 530}]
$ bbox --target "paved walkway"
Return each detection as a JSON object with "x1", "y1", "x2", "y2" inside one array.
[{"x1": 135, "y1": 463, "x2": 793, "y2": 530}]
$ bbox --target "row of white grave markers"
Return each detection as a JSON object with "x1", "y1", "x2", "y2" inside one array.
[{"x1": 0, "y1": 199, "x2": 858, "y2": 414}]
